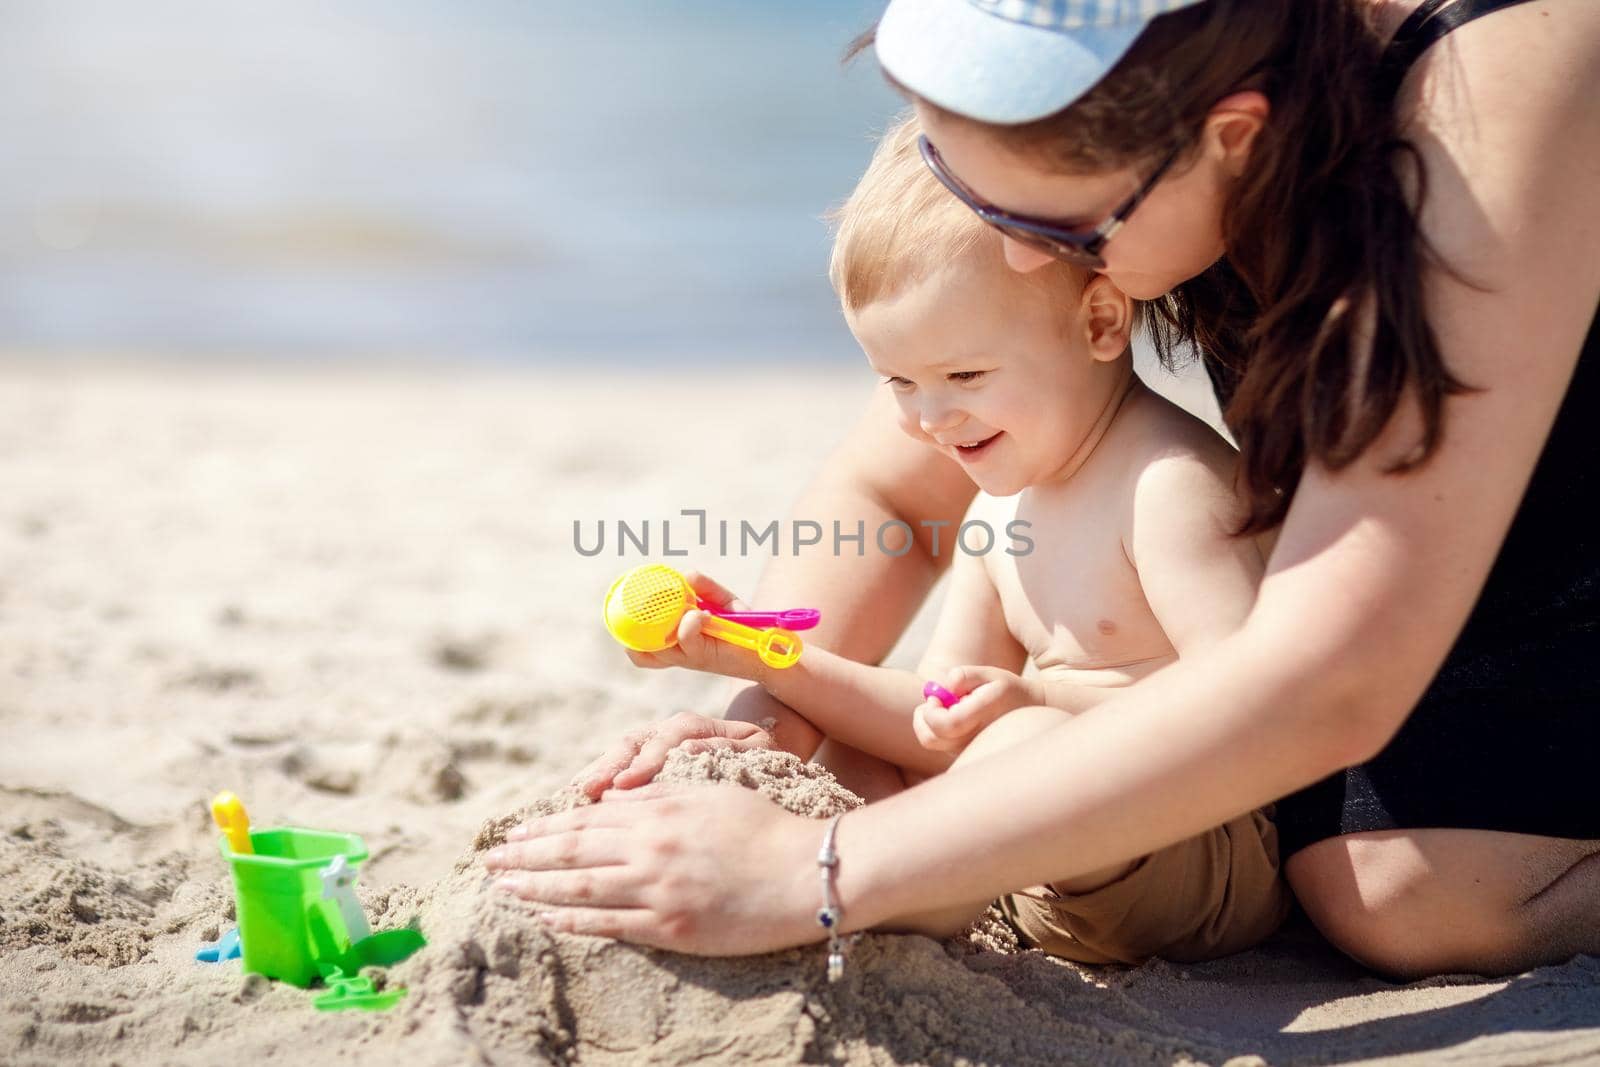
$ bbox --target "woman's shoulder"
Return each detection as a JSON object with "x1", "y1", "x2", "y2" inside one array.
[
  {"x1": 1395, "y1": 0, "x2": 1599, "y2": 383},
  {"x1": 1396, "y1": 0, "x2": 1600, "y2": 114},
  {"x1": 1400, "y1": 1, "x2": 1600, "y2": 265}
]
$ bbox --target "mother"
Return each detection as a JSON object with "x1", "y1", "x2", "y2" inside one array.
[{"x1": 487, "y1": 0, "x2": 1600, "y2": 978}]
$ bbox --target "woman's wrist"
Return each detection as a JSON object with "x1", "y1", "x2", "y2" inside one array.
[
  {"x1": 820, "y1": 802, "x2": 899, "y2": 935},
  {"x1": 776, "y1": 809, "x2": 887, "y2": 978},
  {"x1": 770, "y1": 813, "x2": 841, "y2": 948}
]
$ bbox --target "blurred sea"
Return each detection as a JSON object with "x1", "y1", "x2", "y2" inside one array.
[{"x1": 0, "y1": 1, "x2": 903, "y2": 363}]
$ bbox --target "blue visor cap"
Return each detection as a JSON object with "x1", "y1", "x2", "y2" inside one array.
[{"x1": 876, "y1": 0, "x2": 1206, "y2": 125}]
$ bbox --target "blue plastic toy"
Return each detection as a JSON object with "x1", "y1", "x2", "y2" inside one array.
[{"x1": 196, "y1": 926, "x2": 242, "y2": 963}]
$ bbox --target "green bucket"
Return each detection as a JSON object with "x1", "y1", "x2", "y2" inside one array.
[{"x1": 220, "y1": 827, "x2": 369, "y2": 989}]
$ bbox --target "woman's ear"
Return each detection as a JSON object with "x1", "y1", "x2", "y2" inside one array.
[
  {"x1": 1202, "y1": 90, "x2": 1271, "y2": 178},
  {"x1": 1080, "y1": 274, "x2": 1134, "y2": 362}
]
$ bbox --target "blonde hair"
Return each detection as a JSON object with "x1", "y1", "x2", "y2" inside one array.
[{"x1": 828, "y1": 112, "x2": 1089, "y2": 315}]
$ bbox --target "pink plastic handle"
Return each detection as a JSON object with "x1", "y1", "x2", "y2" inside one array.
[
  {"x1": 697, "y1": 601, "x2": 820, "y2": 632},
  {"x1": 922, "y1": 682, "x2": 960, "y2": 708}
]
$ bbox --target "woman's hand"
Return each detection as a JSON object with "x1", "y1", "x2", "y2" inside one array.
[
  {"x1": 912, "y1": 665, "x2": 1041, "y2": 753},
  {"x1": 569, "y1": 711, "x2": 775, "y2": 800},
  {"x1": 623, "y1": 571, "x2": 766, "y2": 683},
  {"x1": 483, "y1": 783, "x2": 826, "y2": 955}
]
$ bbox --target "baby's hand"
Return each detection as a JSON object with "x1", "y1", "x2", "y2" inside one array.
[
  {"x1": 623, "y1": 571, "x2": 764, "y2": 682},
  {"x1": 912, "y1": 666, "x2": 1041, "y2": 754}
]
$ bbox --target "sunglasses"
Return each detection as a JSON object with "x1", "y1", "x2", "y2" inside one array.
[{"x1": 918, "y1": 133, "x2": 1180, "y2": 270}]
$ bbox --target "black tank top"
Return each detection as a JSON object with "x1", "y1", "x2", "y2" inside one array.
[
  {"x1": 1268, "y1": 0, "x2": 1600, "y2": 851},
  {"x1": 1407, "y1": 0, "x2": 1600, "y2": 668}
]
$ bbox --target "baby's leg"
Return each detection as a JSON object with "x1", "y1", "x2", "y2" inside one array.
[
  {"x1": 956, "y1": 706, "x2": 1137, "y2": 893},
  {"x1": 895, "y1": 707, "x2": 1290, "y2": 959},
  {"x1": 726, "y1": 684, "x2": 824, "y2": 760},
  {"x1": 812, "y1": 738, "x2": 910, "y2": 803},
  {"x1": 885, "y1": 705, "x2": 1134, "y2": 937}
]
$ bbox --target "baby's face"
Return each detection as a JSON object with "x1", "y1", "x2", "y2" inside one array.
[{"x1": 847, "y1": 257, "x2": 1117, "y2": 497}]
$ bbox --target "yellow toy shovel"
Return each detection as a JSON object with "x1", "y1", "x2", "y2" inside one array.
[{"x1": 211, "y1": 791, "x2": 254, "y2": 855}]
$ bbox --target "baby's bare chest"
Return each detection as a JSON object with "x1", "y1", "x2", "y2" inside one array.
[{"x1": 987, "y1": 510, "x2": 1172, "y2": 671}]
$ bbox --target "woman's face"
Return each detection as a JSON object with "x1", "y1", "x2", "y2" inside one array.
[{"x1": 914, "y1": 102, "x2": 1231, "y2": 300}]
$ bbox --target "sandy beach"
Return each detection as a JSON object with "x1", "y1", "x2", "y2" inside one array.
[{"x1": 3, "y1": 359, "x2": 1598, "y2": 1066}]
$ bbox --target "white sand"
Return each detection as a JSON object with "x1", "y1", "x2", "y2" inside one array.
[{"x1": 1, "y1": 359, "x2": 1597, "y2": 1066}]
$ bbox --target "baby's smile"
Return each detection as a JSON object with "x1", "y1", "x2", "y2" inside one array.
[{"x1": 950, "y1": 431, "x2": 1004, "y2": 462}]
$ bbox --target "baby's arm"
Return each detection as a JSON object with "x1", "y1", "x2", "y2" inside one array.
[
  {"x1": 1125, "y1": 436, "x2": 1264, "y2": 656},
  {"x1": 761, "y1": 534, "x2": 1026, "y2": 776}
]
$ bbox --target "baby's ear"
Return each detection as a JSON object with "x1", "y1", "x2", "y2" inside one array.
[{"x1": 1080, "y1": 274, "x2": 1134, "y2": 362}]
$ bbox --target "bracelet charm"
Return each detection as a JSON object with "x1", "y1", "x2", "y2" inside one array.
[{"x1": 816, "y1": 813, "x2": 851, "y2": 983}]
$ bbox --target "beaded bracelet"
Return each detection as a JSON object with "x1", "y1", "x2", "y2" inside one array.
[{"x1": 815, "y1": 812, "x2": 853, "y2": 982}]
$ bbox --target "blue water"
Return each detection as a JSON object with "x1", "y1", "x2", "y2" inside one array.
[{"x1": 0, "y1": 1, "x2": 903, "y2": 362}]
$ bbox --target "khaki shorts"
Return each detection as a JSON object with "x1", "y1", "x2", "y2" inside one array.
[{"x1": 997, "y1": 807, "x2": 1290, "y2": 965}]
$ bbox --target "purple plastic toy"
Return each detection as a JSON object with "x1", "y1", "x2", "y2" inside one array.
[
  {"x1": 697, "y1": 600, "x2": 821, "y2": 631},
  {"x1": 922, "y1": 681, "x2": 960, "y2": 708}
]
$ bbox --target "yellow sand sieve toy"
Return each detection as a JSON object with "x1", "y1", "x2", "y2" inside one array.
[{"x1": 603, "y1": 563, "x2": 808, "y2": 669}]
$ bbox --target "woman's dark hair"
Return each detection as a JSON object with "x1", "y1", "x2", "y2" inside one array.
[{"x1": 854, "y1": 0, "x2": 1470, "y2": 533}]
